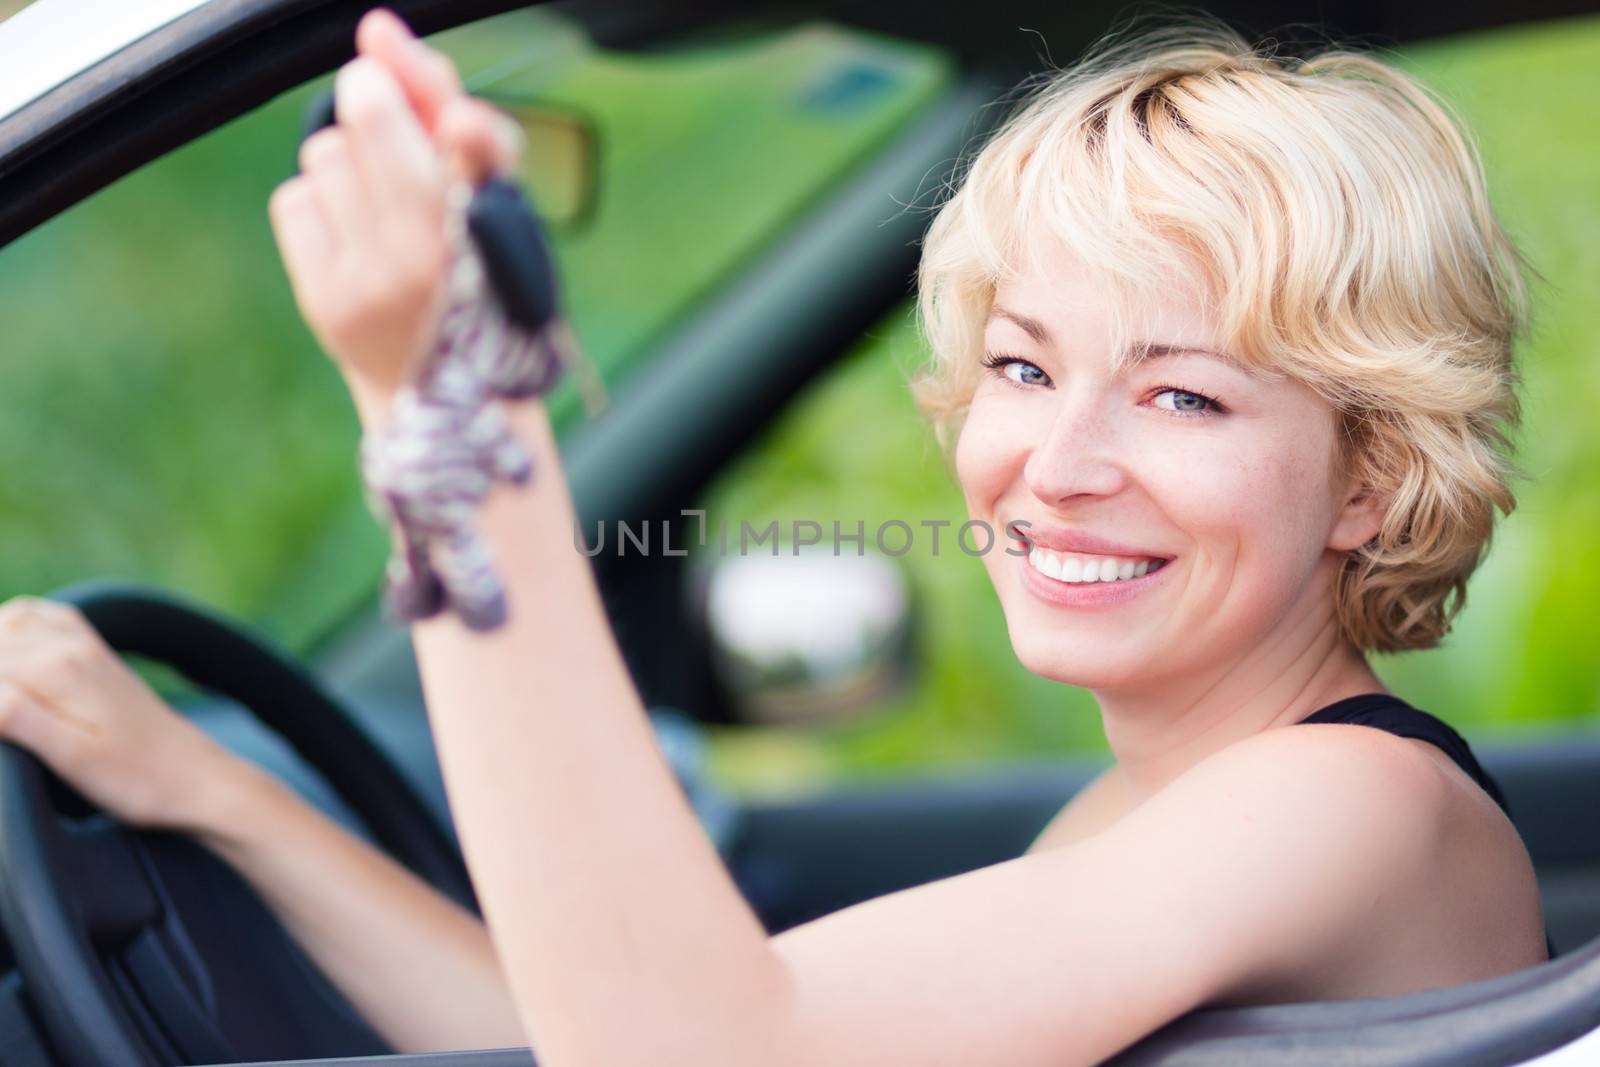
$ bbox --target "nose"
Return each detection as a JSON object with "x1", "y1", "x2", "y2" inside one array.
[{"x1": 1021, "y1": 392, "x2": 1129, "y2": 506}]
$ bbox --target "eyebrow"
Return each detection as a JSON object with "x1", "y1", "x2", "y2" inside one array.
[{"x1": 988, "y1": 305, "x2": 1245, "y2": 370}]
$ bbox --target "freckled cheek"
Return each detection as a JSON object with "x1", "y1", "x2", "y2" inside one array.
[
  {"x1": 954, "y1": 398, "x2": 1031, "y2": 510},
  {"x1": 1147, "y1": 449, "x2": 1326, "y2": 593}
]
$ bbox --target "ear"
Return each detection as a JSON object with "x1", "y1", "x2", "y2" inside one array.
[{"x1": 1328, "y1": 480, "x2": 1391, "y2": 553}]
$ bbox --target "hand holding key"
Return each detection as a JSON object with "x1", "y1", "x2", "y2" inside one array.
[
  {"x1": 271, "y1": 9, "x2": 585, "y2": 631},
  {"x1": 268, "y1": 8, "x2": 524, "y2": 415}
]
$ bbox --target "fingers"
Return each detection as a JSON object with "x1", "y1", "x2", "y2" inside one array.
[
  {"x1": 287, "y1": 59, "x2": 447, "y2": 285},
  {"x1": 352, "y1": 11, "x2": 519, "y2": 183},
  {"x1": 355, "y1": 8, "x2": 463, "y2": 132},
  {"x1": 437, "y1": 97, "x2": 525, "y2": 183},
  {"x1": 0, "y1": 596, "x2": 87, "y2": 639},
  {"x1": 273, "y1": 53, "x2": 454, "y2": 394},
  {"x1": 334, "y1": 58, "x2": 446, "y2": 226},
  {"x1": 0, "y1": 679, "x2": 80, "y2": 772},
  {"x1": 298, "y1": 127, "x2": 373, "y2": 251},
  {"x1": 334, "y1": 17, "x2": 520, "y2": 197},
  {"x1": 0, "y1": 600, "x2": 107, "y2": 709},
  {"x1": 268, "y1": 12, "x2": 510, "y2": 387},
  {"x1": 269, "y1": 175, "x2": 336, "y2": 319}
]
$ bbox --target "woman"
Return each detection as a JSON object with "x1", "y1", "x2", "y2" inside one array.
[{"x1": 0, "y1": 8, "x2": 1548, "y2": 1065}]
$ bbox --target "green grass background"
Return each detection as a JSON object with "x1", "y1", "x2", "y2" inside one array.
[{"x1": 0, "y1": 10, "x2": 1596, "y2": 791}]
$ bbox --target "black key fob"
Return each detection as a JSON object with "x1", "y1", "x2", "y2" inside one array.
[
  {"x1": 466, "y1": 178, "x2": 560, "y2": 335},
  {"x1": 297, "y1": 89, "x2": 559, "y2": 335}
]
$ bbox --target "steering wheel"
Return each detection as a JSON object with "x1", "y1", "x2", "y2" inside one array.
[{"x1": 0, "y1": 581, "x2": 477, "y2": 1066}]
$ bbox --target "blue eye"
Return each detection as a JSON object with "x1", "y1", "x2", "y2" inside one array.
[
  {"x1": 1151, "y1": 386, "x2": 1224, "y2": 416},
  {"x1": 979, "y1": 355, "x2": 1225, "y2": 417},
  {"x1": 981, "y1": 353, "x2": 1051, "y2": 388}
]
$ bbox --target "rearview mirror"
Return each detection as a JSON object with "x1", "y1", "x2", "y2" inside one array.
[
  {"x1": 491, "y1": 99, "x2": 599, "y2": 229},
  {"x1": 297, "y1": 91, "x2": 599, "y2": 230}
]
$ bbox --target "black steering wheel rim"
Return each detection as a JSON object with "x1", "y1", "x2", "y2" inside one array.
[{"x1": 0, "y1": 580, "x2": 475, "y2": 1066}]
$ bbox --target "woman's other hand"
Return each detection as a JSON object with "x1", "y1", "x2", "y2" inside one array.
[
  {"x1": 0, "y1": 596, "x2": 248, "y2": 832},
  {"x1": 0, "y1": 595, "x2": 526, "y2": 1051},
  {"x1": 268, "y1": 8, "x2": 524, "y2": 422}
]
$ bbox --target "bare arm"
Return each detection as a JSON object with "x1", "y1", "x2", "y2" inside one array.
[
  {"x1": 194, "y1": 763, "x2": 524, "y2": 1051},
  {"x1": 396, "y1": 400, "x2": 787, "y2": 1065}
]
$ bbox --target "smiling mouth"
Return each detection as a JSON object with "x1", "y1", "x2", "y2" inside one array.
[{"x1": 1024, "y1": 546, "x2": 1170, "y2": 584}]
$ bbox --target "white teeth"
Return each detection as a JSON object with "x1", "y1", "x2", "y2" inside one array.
[{"x1": 1026, "y1": 546, "x2": 1164, "y2": 584}]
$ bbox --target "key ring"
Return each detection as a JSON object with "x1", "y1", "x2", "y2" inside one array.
[{"x1": 358, "y1": 180, "x2": 586, "y2": 631}]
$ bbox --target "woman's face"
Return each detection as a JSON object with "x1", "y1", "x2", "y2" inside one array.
[{"x1": 956, "y1": 239, "x2": 1376, "y2": 694}]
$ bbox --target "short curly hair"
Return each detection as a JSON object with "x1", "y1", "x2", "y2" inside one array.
[{"x1": 913, "y1": 16, "x2": 1533, "y2": 653}]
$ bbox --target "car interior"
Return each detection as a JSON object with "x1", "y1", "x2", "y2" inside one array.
[{"x1": 0, "y1": 1, "x2": 1598, "y2": 1065}]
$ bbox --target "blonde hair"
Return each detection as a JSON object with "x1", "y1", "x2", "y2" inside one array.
[{"x1": 913, "y1": 16, "x2": 1533, "y2": 653}]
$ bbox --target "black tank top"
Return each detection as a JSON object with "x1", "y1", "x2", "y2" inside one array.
[{"x1": 1296, "y1": 691, "x2": 1554, "y2": 959}]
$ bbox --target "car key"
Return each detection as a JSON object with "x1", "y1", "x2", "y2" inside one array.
[
  {"x1": 297, "y1": 88, "x2": 604, "y2": 630},
  {"x1": 296, "y1": 86, "x2": 601, "y2": 401}
]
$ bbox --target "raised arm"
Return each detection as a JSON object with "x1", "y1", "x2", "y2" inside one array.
[{"x1": 263, "y1": 13, "x2": 1470, "y2": 1067}]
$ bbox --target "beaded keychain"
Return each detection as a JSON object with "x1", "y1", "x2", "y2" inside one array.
[{"x1": 358, "y1": 179, "x2": 604, "y2": 631}]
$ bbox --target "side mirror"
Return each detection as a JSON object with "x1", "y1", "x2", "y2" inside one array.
[{"x1": 696, "y1": 550, "x2": 917, "y2": 727}]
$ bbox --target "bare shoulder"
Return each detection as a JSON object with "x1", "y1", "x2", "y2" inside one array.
[
  {"x1": 1136, "y1": 721, "x2": 1460, "y2": 855},
  {"x1": 1201, "y1": 719, "x2": 1455, "y2": 810},
  {"x1": 1116, "y1": 722, "x2": 1545, "y2": 1002}
]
